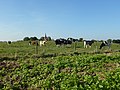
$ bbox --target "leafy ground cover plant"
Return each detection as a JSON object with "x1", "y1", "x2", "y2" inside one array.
[{"x1": 0, "y1": 52, "x2": 120, "y2": 89}]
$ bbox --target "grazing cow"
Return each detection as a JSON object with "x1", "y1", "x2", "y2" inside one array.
[
  {"x1": 67, "y1": 38, "x2": 79, "y2": 42},
  {"x1": 29, "y1": 41, "x2": 39, "y2": 46},
  {"x1": 40, "y1": 40, "x2": 46, "y2": 46},
  {"x1": 84, "y1": 40, "x2": 94, "y2": 48},
  {"x1": 29, "y1": 41, "x2": 31, "y2": 45},
  {"x1": 64, "y1": 39, "x2": 72, "y2": 45},
  {"x1": 55, "y1": 39, "x2": 64, "y2": 46},
  {"x1": 55, "y1": 38, "x2": 72, "y2": 46},
  {"x1": 99, "y1": 41, "x2": 111, "y2": 49},
  {"x1": 7, "y1": 41, "x2": 12, "y2": 45}
]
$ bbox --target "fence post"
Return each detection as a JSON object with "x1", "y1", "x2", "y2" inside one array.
[
  {"x1": 95, "y1": 41, "x2": 98, "y2": 53},
  {"x1": 74, "y1": 42, "x2": 76, "y2": 51},
  {"x1": 35, "y1": 45, "x2": 38, "y2": 54}
]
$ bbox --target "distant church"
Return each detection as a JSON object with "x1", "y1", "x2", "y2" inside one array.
[
  {"x1": 41, "y1": 33, "x2": 51, "y2": 41},
  {"x1": 44, "y1": 33, "x2": 48, "y2": 41}
]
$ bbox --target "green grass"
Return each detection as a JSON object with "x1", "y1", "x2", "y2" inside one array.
[
  {"x1": 0, "y1": 41, "x2": 120, "y2": 89},
  {"x1": 0, "y1": 52, "x2": 120, "y2": 89},
  {"x1": 0, "y1": 41, "x2": 120, "y2": 58}
]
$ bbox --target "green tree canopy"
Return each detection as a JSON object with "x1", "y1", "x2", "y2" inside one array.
[{"x1": 23, "y1": 37, "x2": 30, "y2": 41}]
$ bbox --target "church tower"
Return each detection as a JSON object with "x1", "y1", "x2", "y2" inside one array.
[{"x1": 44, "y1": 33, "x2": 47, "y2": 41}]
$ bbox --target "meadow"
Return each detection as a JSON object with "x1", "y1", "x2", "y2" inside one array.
[
  {"x1": 0, "y1": 41, "x2": 120, "y2": 58},
  {"x1": 0, "y1": 41, "x2": 120, "y2": 89}
]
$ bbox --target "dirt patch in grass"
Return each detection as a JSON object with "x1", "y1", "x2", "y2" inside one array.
[
  {"x1": 0, "y1": 61, "x2": 20, "y2": 70},
  {"x1": 103, "y1": 63, "x2": 120, "y2": 71}
]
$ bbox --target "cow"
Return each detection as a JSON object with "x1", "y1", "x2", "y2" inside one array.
[
  {"x1": 29, "y1": 41, "x2": 31, "y2": 45},
  {"x1": 99, "y1": 41, "x2": 111, "y2": 49},
  {"x1": 29, "y1": 41, "x2": 39, "y2": 46},
  {"x1": 7, "y1": 41, "x2": 12, "y2": 45},
  {"x1": 84, "y1": 40, "x2": 94, "y2": 48},
  {"x1": 67, "y1": 38, "x2": 79, "y2": 42},
  {"x1": 55, "y1": 38, "x2": 72, "y2": 46},
  {"x1": 40, "y1": 40, "x2": 46, "y2": 46},
  {"x1": 64, "y1": 39, "x2": 72, "y2": 45},
  {"x1": 55, "y1": 39, "x2": 65, "y2": 46}
]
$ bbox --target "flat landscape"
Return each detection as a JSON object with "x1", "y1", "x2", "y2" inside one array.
[
  {"x1": 1, "y1": 0, "x2": 120, "y2": 90},
  {"x1": 0, "y1": 41, "x2": 120, "y2": 89},
  {"x1": 0, "y1": 41, "x2": 120, "y2": 57}
]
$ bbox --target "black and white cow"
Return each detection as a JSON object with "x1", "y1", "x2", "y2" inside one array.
[
  {"x1": 29, "y1": 41, "x2": 31, "y2": 45},
  {"x1": 55, "y1": 39, "x2": 64, "y2": 46},
  {"x1": 84, "y1": 40, "x2": 94, "y2": 48},
  {"x1": 99, "y1": 41, "x2": 111, "y2": 49},
  {"x1": 67, "y1": 38, "x2": 79, "y2": 42},
  {"x1": 40, "y1": 40, "x2": 47, "y2": 46},
  {"x1": 64, "y1": 39, "x2": 72, "y2": 45},
  {"x1": 55, "y1": 38, "x2": 72, "y2": 46},
  {"x1": 7, "y1": 41, "x2": 12, "y2": 45}
]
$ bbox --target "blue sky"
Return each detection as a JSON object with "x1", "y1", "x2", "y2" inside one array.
[{"x1": 0, "y1": 0, "x2": 120, "y2": 41}]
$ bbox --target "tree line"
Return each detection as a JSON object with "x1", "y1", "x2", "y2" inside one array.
[
  {"x1": 113, "y1": 39, "x2": 120, "y2": 44},
  {"x1": 23, "y1": 37, "x2": 120, "y2": 44},
  {"x1": 23, "y1": 37, "x2": 84, "y2": 42},
  {"x1": 23, "y1": 36, "x2": 52, "y2": 41}
]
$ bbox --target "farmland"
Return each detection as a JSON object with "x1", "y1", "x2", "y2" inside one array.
[{"x1": 0, "y1": 41, "x2": 120, "y2": 89}]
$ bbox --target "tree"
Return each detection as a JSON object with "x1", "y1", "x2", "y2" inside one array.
[
  {"x1": 79, "y1": 38, "x2": 83, "y2": 42},
  {"x1": 40, "y1": 37, "x2": 45, "y2": 41},
  {"x1": 47, "y1": 36, "x2": 52, "y2": 41},
  {"x1": 91, "y1": 39, "x2": 97, "y2": 42},
  {"x1": 107, "y1": 39, "x2": 112, "y2": 43},
  {"x1": 30, "y1": 37, "x2": 38, "y2": 41},
  {"x1": 113, "y1": 39, "x2": 120, "y2": 43},
  {"x1": 23, "y1": 37, "x2": 30, "y2": 41}
]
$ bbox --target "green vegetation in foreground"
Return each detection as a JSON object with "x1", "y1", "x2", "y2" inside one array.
[
  {"x1": 0, "y1": 41, "x2": 120, "y2": 89},
  {"x1": 0, "y1": 53, "x2": 120, "y2": 90}
]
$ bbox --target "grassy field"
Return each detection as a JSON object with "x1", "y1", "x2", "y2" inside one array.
[
  {"x1": 0, "y1": 41, "x2": 120, "y2": 89},
  {"x1": 0, "y1": 41, "x2": 120, "y2": 58}
]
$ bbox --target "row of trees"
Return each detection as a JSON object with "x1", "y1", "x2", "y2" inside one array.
[
  {"x1": 23, "y1": 37, "x2": 120, "y2": 44},
  {"x1": 23, "y1": 36, "x2": 52, "y2": 41},
  {"x1": 113, "y1": 39, "x2": 120, "y2": 43},
  {"x1": 23, "y1": 37, "x2": 84, "y2": 42}
]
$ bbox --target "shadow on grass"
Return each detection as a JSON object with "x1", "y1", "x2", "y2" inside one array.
[{"x1": 0, "y1": 56, "x2": 18, "y2": 61}]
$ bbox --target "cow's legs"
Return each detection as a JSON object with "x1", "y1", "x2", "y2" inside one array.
[
  {"x1": 89, "y1": 45, "x2": 91, "y2": 48},
  {"x1": 84, "y1": 45, "x2": 87, "y2": 48}
]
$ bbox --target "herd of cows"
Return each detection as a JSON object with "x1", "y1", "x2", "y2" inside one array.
[
  {"x1": 54, "y1": 38, "x2": 111, "y2": 49},
  {"x1": 7, "y1": 38, "x2": 112, "y2": 50}
]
